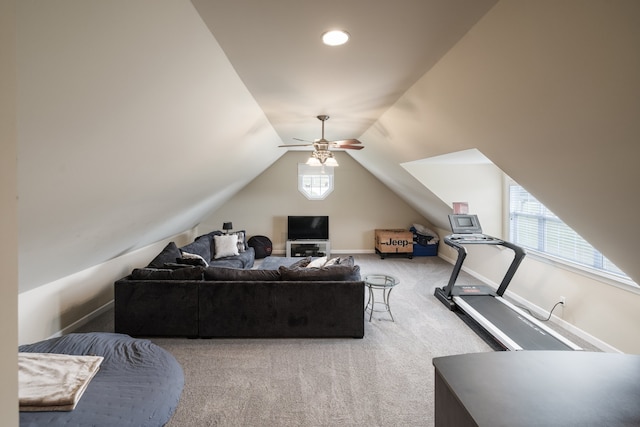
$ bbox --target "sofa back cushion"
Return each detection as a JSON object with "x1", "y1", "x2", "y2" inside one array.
[
  {"x1": 204, "y1": 267, "x2": 281, "y2": 281},
  {"x1": 131, "y1": 266, "x2": 204, "y2": 281},
  {"x1": 278, "y1": 265, "x2": 361, "y2": 281}
]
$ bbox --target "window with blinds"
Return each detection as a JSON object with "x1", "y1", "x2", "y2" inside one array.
[
  {"x1": 298, "y1": 164, "x2": 334, "y2": 200},
  {"x1": 508, "y1": 184, "x2": 628, "y2": 279}
]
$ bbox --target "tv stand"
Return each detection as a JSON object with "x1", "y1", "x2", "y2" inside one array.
[{"x1": 286, "y1": 240, "x2": 330, "y2": 258}]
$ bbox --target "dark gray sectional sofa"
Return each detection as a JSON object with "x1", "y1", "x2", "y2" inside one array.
[{"x1": 114, "y1": 238, "x2": 365, "y2": 338}]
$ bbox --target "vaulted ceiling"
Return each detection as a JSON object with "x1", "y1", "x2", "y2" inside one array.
[
  {"x1": 191, "y1": 0, "x2": 497, "y2": 144},
  {"x1": 17, "y1": 0, "x2": 640, "y2": 292}
]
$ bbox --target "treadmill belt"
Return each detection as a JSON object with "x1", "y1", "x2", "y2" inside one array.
[{"x1": 459, "y1": 295, "x2": 573, "y2": 351}]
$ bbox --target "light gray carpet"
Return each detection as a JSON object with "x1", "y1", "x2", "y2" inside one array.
[{"x1": 77, "y1": 254, "x2": 592, "y2": 426}]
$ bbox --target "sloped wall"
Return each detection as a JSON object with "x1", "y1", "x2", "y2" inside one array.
[
  {"x1": 359, "y1": 0, "x2": 640, "y2": 283},
  {"x1": 17, "y1": 0, "x2": 282, "y2": 294}
]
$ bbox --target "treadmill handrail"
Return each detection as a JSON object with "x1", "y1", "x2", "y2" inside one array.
[{"x1": 441, "y1": 235, "x2": 526, "y2": 297}]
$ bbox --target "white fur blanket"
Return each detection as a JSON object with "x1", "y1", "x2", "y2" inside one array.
[{"x1": 19, "y1": 352, "x2": 103, "y2": 412}]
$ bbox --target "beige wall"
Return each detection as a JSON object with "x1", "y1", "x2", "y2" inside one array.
[
  {"x1": 1, "y1": 0, "x2": 18, "y2": 423},
  {"x1": 200, "y1": 151, "x2": 432, "y2": 253}
]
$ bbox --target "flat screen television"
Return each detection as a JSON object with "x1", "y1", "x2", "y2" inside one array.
[{"x1": 287, "y1": 216, "x2": 329, "y2": 240}]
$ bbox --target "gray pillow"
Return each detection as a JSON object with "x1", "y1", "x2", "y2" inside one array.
[
  {"x1": 147, "y1": 242, "x2": 182, "y2": 268},
  {"x1": 278, "y1": 265, "x2": 361, "y2": 281},
  {"x1": 180, "y1": 235, "x2": 212, "y2": 261},
  {"x1": 203, "y1": 267, "x2": 281, "y2": 281},
  {"x1": 289, "y1": 257, "x2": 312, "y2": 269}
]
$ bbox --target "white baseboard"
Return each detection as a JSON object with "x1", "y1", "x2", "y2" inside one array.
[{"x1": 47, "y1": 300, "x2": 114, "y2": 340}]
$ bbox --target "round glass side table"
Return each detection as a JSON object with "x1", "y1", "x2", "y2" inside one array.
[{"x1": 364, "y1": 274, "x2": 399, "y2": 322}]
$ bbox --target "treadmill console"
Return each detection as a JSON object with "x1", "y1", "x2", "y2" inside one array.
[{"x1": 447, "y1": 234, "x2": 502, "y2": 244}]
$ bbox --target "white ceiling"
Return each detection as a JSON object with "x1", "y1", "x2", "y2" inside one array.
[{"x1": 191, "y1": 0, "x2": 497, "y2": 145}]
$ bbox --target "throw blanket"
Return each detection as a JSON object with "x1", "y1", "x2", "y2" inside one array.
[{"x1": 19, "y1": 352, "x2": 103, "y2": 412}]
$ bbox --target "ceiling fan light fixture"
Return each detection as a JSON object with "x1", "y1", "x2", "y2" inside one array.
[
  {"x1": 324, "y1": 156, "x2": 339, "y2": 167},
  {"x1": 306, "y1": 155, "x2": 322, "y2": 166},
  {"x1": 322, "y1": 30, "x2": 350, "y2": 46}
]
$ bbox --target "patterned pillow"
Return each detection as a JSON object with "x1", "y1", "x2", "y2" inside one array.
[
  {"x1": 231, "y1": 230, "x2": 247, "y2": 253},
  {"x1": 324, "y1": 257, "x2": 340, "y2": 267},
  {"x1": 177, "y1": 252, "x2": 209, "y2": 267}
]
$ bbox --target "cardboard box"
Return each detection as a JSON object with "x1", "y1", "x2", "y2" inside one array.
[{"x1": 375, "y1": 229, "x2": 413, "y2": 255}]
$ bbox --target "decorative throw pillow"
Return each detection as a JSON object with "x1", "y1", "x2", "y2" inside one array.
[
  {"x1": 213, "y1": 234, "x2": 239, "y2": 259},
  {"x1": 231, "y1": 230, "x2": 247, "y2": 253},
  {"x1": 324, "y1": 257, "x2": 340, "y2": 267},
  {"x1": 147, "y1": 242, "x2": 181, "y2": 268},
  {"x1": 177, "y1": 251, "x2": 209, "y2": 267},
  {"x1": 338, "y1": 256, "x2": 355, "y2": 267},
  {"x1": 306, "y1": 256, "x2": 328, "y2": 268}
]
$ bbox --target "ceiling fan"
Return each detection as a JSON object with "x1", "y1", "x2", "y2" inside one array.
[{"x1": 279, "y1": 115, "x2": 363, "y2": 166}]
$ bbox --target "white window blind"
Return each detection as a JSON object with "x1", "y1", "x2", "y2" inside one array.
[{"x1": 509, "y1": 184, "x2": 627, "y2": 279}]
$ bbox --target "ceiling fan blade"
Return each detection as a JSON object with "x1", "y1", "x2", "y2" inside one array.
[
  {"x1": 293, "y1": 137, "x2": 314, "y2": 143},
  {"x1": 336, "y1": 145, "x2": 364, "y2": 150},
  {"x1": 278, "y1": 143, "x2": 313, "y2": 148},
  {"x1": 331, "y1": 139, "x2": 362, "y2": 145}
]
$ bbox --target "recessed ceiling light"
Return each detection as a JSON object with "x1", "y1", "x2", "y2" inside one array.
[{"x1": 322, "y1": 30, "x2": 350, "y2": 46}]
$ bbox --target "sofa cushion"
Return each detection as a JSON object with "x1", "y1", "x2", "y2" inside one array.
[
  {"x1": 203, "y1": 267, "x2": 281, "y2": 281},
  {"x1": 147, "y1": 242, "x2": 182, "y2": 268},
  {"x1": 179, "y1": 236, "x2": 212, "y2": 261},
  {"x1": 213, "y1": 234, "x2": 239, "y2": 259},
  {"x1": 278, "y1": 265, "x2": 361, "y2": 281},
  {"x1": 131, "y1": 266, "x2": 204, "y2": 281}
]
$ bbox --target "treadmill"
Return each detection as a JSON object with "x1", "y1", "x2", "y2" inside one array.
[{"x1": 434, "y1": 214, "x2": 582, "y2": 351}]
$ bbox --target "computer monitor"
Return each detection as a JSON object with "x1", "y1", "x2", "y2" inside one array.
[{"x1": 448, "y1": 214, "x2": 483, "y2": 234}]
